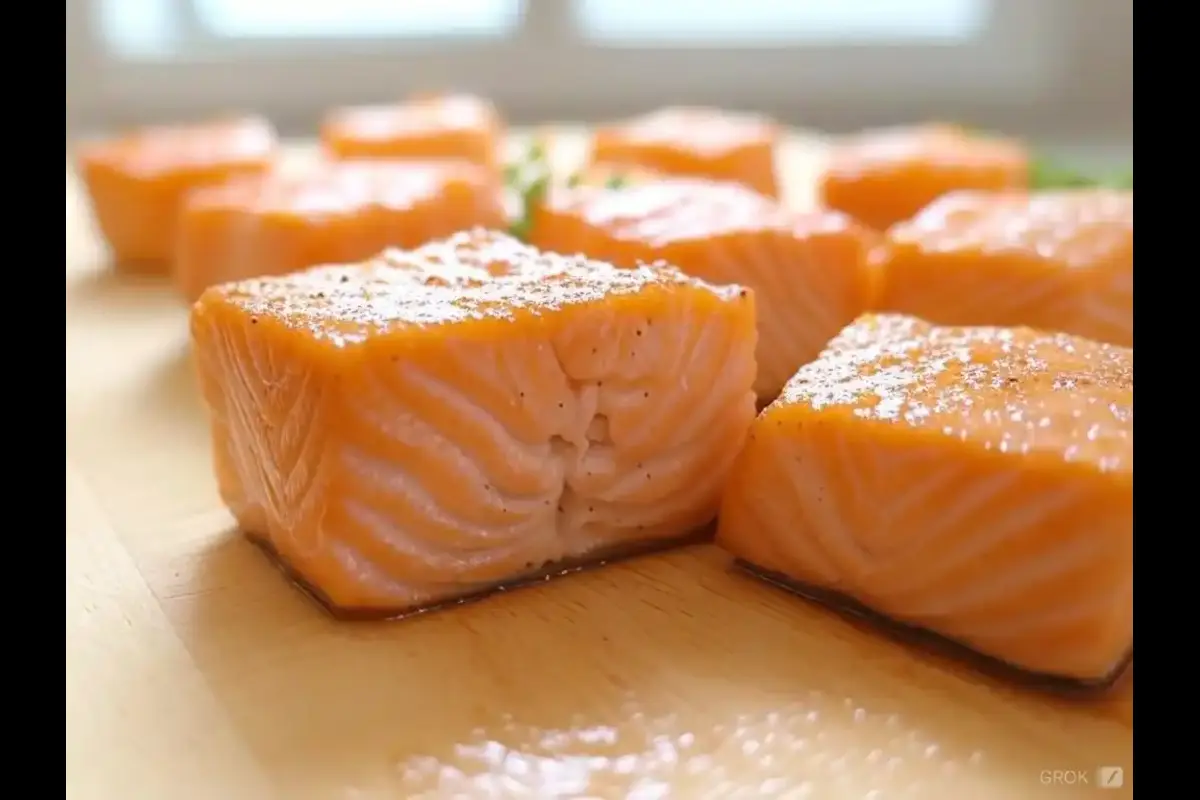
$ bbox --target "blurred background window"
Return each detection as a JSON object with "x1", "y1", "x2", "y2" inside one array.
[
  {"x1": 192, "y1": 0, "x2": 521, "y2": 40},
  {"x1": 101, "y1": 0, "x2": 523, "y2": 53},
  {"x1": 575, "y1": 0, "x2": 988, "y2": 44},
  {"x1": 67, "y1": 0, "x2": 1131, "y2": 166},
  {"x1": 97, "y1": 0, "x2": 988, "y2": 54}
]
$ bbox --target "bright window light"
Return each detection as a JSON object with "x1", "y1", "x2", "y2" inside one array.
[
  {"x1": 575, "y1": 0, "x2": 991, "y2": 44},
  {"x1": 194, "y1": 0, "x2": 522, "y2": 39},
  {"x1": 94, "y1": 0, "x2": 183, "y2": 58}
]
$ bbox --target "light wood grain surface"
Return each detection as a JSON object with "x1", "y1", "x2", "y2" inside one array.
[{"x1": 65, "y1": 130, "x2": 1132, "y2": 800}]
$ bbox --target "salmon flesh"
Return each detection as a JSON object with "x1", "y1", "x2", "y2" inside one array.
[
  {"x1": 190, "y1": 228, "x2": 759, "y2": 616},
  {"x1": 717, "y1": 313, "x2": 1132, "y2": 686},
  {"x1": 529, "y1": 179, "x2": 878, "y2": 401},
  {"x1": 876, "y1": 189, "x2": 1134, "y2": 348}
]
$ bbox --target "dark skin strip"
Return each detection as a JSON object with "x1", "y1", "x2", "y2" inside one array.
[
  {"x1": 245, "y1": 526, "x2": 713, "y2": 621},
  {"x1": 734, "y1": 559, "x2": 1132, "y2": 697}
]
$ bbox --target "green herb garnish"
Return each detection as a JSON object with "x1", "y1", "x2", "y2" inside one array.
[
  {"x1": 1029, "y1": 158, "x2": 1133, "y2": 191},
  {"x1": 561, "y1": 169, "x2": 629, "y2": 190},
  {"x1": 949, "y1": 124, "x2": 1133, "y2": 192},
  {"x1": 504, "y1": 139, "x2": 636, "y2": 241},
  {"x1": 505, "y1": 141, "x2": 552, "y2": 241},
  {"x1": 508, "y1": 173, "x2": 548, "y2": 240}
]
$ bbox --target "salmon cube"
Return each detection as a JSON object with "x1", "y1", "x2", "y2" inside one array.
[
  {"x1": 190, "y1": 229, "x2": 758, "y2": 616},
  {"x1": 175, "y1": 159, "x2": 507, "y2": 302},
  {"x1": 76, "y1": 117, "x2": 277, "y2": 270},
  {"x1": 320, "y1": 94, "x2": 502, "y2": 171},
  {"x1": 876, "y1": 189, "x2": 1134, "y2": 347},
  {"x1": 528, "y1": 179, "x2": 878, "y2": 399},
  {"x1": 717, "y1": 313, "x2": 1133, "y2": 685},
  {"x1": 818, "y1": 124, "x2": 1028, "y2": 231},
  {"x1": 590, "y1": 107, "x2": 780, "y2": 198}
]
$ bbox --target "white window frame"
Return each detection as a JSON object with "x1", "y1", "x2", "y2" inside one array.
[{"x1": 67, "y1": 0, "x2": 1070, "y2": 133}]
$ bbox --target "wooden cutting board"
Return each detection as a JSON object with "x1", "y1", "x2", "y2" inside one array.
[{"x1": 65, "y1": 130, "x2": 1132, "y2": 800}]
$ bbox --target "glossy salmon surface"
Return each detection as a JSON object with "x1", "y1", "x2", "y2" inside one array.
[
  {"x1": 529, "y1": 179, "x2": 878, "y2": 399},
  {"x1": 320, "y1": 94, "x2": 501, "y2": 171},
  {"x1": 190, "y1": 229, "x2": 758, "y2": 615},
  {"x1": 818, "y1": 124, "x2": 1028, "y2": 231},
  {"x1": 717, "y1": 313, "x2": 1132, "y2": 684},
  {"x1": 590, "y1": 107, "x2": 780, "y2": 198},
  {"x1": 77, "y1": 117, "x2": 277, "y2": 269},
  {"x1": 175, "y1": 159, "x2": 506, "y2": 301},
  {"x1": 876, "y1": 189, "x2": 1134, "y2": 347}
]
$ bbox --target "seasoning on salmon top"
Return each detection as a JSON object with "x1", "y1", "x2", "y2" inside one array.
[
  {"x1": 77, "y1": 116, "x2": 277, "y2": 270},
  {"x1": 875, "y1": 189, "x2": 1134, "y2": 348},
  {"x1": 528, "y1": 179, "x2": 878, "y2": 400},
  {"x1": 175, "y1": 159, "x2": 506, "y2": 302},
  {"x1": 717, "y1": 313, "x2": 1132, "y2": 686},
  {"x1": 320, "y1": 94, "x2": 502, "y2": 171},
  {"x1": 590, "y1": 107, "x2": 781, "y2": 199},
  {"x1": 817, "y1": 124, "x2": 1028, "y2": 231},
  {"x1": 190, "y1": 229, "x2": 759, "y2": 616}
]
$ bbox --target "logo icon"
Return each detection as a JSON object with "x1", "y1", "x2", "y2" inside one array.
[{"x1": 1096, "y1": 766, "x2": 1124, "y2": 789}]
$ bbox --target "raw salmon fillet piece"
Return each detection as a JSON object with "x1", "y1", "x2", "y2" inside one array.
[
  {"x1": 818, "y1": 124, "x2": 1028, "y2": 231},
  {"x1": 590, "y1": 107, "x2": 780, "y2": 198},
  {"x1": 77, "y1": 117, "x2": 277, "y2": 270},
  {"x1": 876, "y1": 189, "x2": 1134, "y2": 347},
  {"x1": 320, "y1": 94, "x2": 502, "y2": 172},
  {"x1": 175, "y1": 159, "x2": 506, "y2": 301},
  {"x1": 191, "y1": 229, "x2": 759, "y2": 615},
  {"x1": 717, "y1": 313, "x2": 1132, "y2": 684},
  {"x1": 528, "y1": 179, "x2": 878, "y2": 399}
]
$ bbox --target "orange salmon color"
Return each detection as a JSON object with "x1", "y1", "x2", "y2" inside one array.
[
  {"x1": 320, "y1": 94, "x2": 501, "y2": 171},
  {"x1": 818, "y1": 124, "x2": 1028, "y2": 231},
  {"x1": 876, "y1": 189, "x2": 1134, "y2": 347},
  {"x1": 175, "y1": 159, "x2": 506, "y2": 302},
  {"x1": 716, "y1": 313, "x2": 1132, "y2": 684},
  {"x1": 590, "y1": 107, "x2": 780, "y2": 198},
  {"x1": 76, "y1": 117, "x2": 277, "y2": 270},
  {"x1": 190, "y1": 229, "x2": 758, "y2": 615},
  {"x1": 528, "y1": 179, "x2": 878, "y2": 399}
]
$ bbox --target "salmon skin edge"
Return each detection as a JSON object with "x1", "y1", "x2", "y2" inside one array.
[
  {"x1": 733, "y1": 559, "x2": 1133, "y2": 695},
  {"x1": 245, "y1": 525, "x2": 714, "y2": 621}
]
